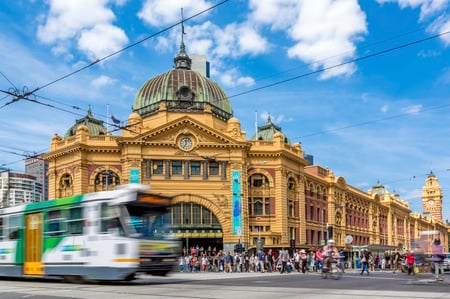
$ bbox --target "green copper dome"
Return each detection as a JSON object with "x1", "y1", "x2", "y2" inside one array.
[
  {"x1": 64, "y1": 106, "x2": 107, "y2": 137},
  {"x1": 251, "y1": 115, "x2": 291, "y2": 144},
  {"x1": 132, "y1": 41, "x2": 233, "y2": 121}
]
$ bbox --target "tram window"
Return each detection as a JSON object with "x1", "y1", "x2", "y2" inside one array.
[
  {"x1": 67, "y1": 207, "x2": 83, "y2": 235},
  {"x1": 0, "y1": 217, "x2": 3, "y2": 240},
  {"x1": 8, "y1": 216, "x2": 21, "y2": 240},
  {"x1": 100, "y1": 203, "x2": 124, "y2": 235},
  {"x1": 47, "y1": 210, "x2": 65, "y2": 237}
]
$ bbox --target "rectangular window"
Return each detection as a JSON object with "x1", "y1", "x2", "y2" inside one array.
[
  {"x1": 253, "y1": 198, "x2": 263, "y2": 215},
  {"x1": 209, "y1": 162, "x2": 219, "y2": 176},
  {"x1": 47, "y1": 210, "x2": 64, "y2": 237},
  {"x1": 0, "y1": 217, "x2": 3, "y2": 240},
  {"x1": 265, "y1": 198, "x2": 270, "y2": 215},
  {"x1": 172, "y1": 204, "x2": 181, "y2": 225},
  {"x1": 190, "y1": 161, "x2": 201, "y2": 176},
  {"x1": 67, "y1": 207, "x2": 83, "y2": 235},
  {"x1": 183, "y1": 203, "x2": 191, "y2": 225},
  {"x1": 8, "y1": 216, "x2": 22, "y2": 240},
  {"x1": 172, "y1": 161, "x2": 182, "y2": 175},
  {"x1": 152, "y1": 160, "x2": 164, "y2": 175},
  {"x1": 100, "y1": 203, "x2": 123, "y2": 235},
  {"x1": 192, "y1": 204, "x2": 201, "y2": 224}
]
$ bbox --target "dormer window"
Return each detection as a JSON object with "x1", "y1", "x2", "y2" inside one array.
[{"x1": 178, "y1": 86, "x2": 193, "y2": 101}]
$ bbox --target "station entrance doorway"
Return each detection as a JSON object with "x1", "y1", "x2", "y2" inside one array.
[{"x1": 170, "y1": 201, "x2": 223, "y2": 256}]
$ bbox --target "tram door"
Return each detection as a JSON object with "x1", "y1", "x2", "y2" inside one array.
[{"x1": 24, "y1": 213, "x2": 44, "y2": 275}]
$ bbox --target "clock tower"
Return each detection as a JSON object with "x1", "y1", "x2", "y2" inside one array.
[{"x1": 422, "y1": 171, "x2": 443, "y2": 221}]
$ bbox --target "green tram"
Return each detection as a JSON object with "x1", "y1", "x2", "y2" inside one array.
[{"x1": 0, "y1": 184, "x2": 180, "y2": 281}]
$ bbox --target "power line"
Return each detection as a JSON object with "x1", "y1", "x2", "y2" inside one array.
[
  {"x1": 227, "y1": 30, "x2": 450, "y2": 100},
  {"x1": 294, "y1": 103, "x2": 450, "y2": 140},
  {"x1": 0, "y1": 0, "x2": 230, "y2": 105}
]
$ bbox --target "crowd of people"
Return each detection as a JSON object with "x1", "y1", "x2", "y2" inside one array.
[
  {"x1": 177, "y1": 242, "x2": 346, "y2": 274},
  {"x1": 177, "y1": 238, "x2": 447, "y2": 281}
]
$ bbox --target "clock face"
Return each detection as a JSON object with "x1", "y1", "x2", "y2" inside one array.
[
  {"x1": 428, "y1": 200, "x2": 435, "y2": 206},
  {"x1": 179, "y1": 137, "x2": 193, "y2": 150}
]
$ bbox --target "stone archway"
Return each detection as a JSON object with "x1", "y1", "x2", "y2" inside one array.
[{"x1": 171, "y1": 194, "x2": 226, "y2": 255}]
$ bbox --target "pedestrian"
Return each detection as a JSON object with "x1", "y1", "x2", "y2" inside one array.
[
  {"x1": 392, "y1": 249, "x2": 402, "y2": 274},
  {"x1": 179, "y1": 255, "x2": 185, "y2": 272},
  {"x1": 294, "y1": 249, "x2": 300, "y2": 272},
  {"x1": 266, "y1": 249, "x2": 274, "y2": 272},
  {"x1": 315, "y1": 248, "x2": 323, "y2": 272},
  {"x1": 405, "y1": 250, "x2": 415, "y2": 275},
  {"x1": 308, "y1": 250, "x2": 315, "y2": 272},
  {"x1": 360, "y1": 249, "x2": 370, "y2": 276},
  {"x1": 300, "y1": 249, "x2": 308, "y2": 273},
  {"x1": 257, "y1": 249, "x2": 266, "y2": 273},
  {"x1": 432, "y1": 238, "x2": 445, "y2": 281},
  {"x1": 280, "y1": 248, "x2": 289, "y2": 274}
]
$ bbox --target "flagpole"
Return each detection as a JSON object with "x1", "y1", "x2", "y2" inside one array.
[
  {"x1": 255, "y1": 110, "x2": 258, "y2": 140},
  {"x1": 106, "y1": 104, "x2": 110, "y2": 134}
]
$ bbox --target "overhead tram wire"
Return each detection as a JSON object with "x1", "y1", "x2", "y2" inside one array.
[
  {"x1": 293, "y1": 103, "x2": 450, "y2": 140},
  {"x1": 0, "y1": 1, "x2": 230, "y2": 137},
  {"x1": 0, "y1": 0, "x2": 229, "y2": 104},
  {"x1": 226, "y1": 30, "x2": 450, "y2": 101},
  {"x1": 223, "y1": 26, "x2": 429, "y2": 95}
]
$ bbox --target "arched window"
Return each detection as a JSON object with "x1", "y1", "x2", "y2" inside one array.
[
  {"x1": 247, "y1": 173, "x2": 271, "y2": 216},
  {"x1": 60, "y1": 173, "x2": 72, "y2": 189},
  {"x1": 59, "y1": 173, "x2": 73, "y2": 197},
  {"x1": 94, "y1": 170, "x2": 120, "y2": 191}
]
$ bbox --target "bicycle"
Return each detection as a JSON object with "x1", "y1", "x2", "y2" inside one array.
[{"x1": 321, "y1": 260, "x2": 344, "y2": 280}]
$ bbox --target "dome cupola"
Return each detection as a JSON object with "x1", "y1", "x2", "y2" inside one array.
[
  {"x1": 64, "y1": 106, "x2": 107, "y2": 137},
  {"x1": 132, "y1": 38, "x2": 232, "y2": 121}
]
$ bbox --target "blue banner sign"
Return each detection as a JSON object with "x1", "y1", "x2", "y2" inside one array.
[{"x1": 232, "y1": 171, "x2": 242, "y2": 235}]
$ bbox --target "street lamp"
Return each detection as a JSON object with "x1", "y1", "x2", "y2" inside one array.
[{"x1": 321, "y1": 208, "x2": 325, "y2": 245}]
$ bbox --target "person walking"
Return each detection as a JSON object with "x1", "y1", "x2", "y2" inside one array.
[
  {"x1": 280, "y1": 248, "x2": 290, "y2": 274},
  {"x1": 360, "y1": 249, "x2": 370, "y2": 276},
  {"x1": 300, "y1": 249, "x2": 308, "y2": 273},
  {"x1": 432, "y1": 238, "x2": 445, "y2": 281},
  {"x1": 392, "y1": 249, "x2": 402, "y2": 275},
  {"x1": 405, "y1": 250, "x2": 415, "y2": 275},
  {"x1": 315, "y1": 248, "x2": 323, "y2": 272}
]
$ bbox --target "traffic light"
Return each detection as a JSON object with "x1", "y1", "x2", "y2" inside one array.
[
  {"x1": 290, "y1": 239, "x2": 295, "y2": 251},
  {"x1": 235, "y1": 243, "x2": 243, "y2": 253},
  {"x1": 327, "y1": 225, "x2": 333, "y2": 239}
]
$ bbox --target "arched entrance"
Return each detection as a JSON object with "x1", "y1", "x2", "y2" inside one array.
[{"x1": 170, "y1": 199, "x2": 223, "y2": 256}]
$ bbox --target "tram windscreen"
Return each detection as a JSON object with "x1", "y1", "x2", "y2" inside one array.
[{"x1": 121, "y1": 199, "x2": 172, "y2": 240}]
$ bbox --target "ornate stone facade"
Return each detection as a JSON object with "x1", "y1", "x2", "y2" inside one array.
[{"x1": 43, "y1": 44, "x2": 449, "y2": 254}]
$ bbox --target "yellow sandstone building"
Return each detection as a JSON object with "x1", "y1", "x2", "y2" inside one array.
[{"x1": 44, "y1": 41, "x2": 448, "y2": 255}]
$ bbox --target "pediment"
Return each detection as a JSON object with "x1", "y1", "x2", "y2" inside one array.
[{"x1": 124, "y1": 116, "x2": 244, "y2": 150}]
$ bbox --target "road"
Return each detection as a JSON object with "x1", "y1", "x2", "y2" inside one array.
[{"x1": 0, "y1": 269, "x2": 448, "y2": 299}]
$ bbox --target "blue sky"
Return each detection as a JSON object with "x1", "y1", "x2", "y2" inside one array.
[{"x1": 0, "y1": 0, "x2": 449, "y2": 220}]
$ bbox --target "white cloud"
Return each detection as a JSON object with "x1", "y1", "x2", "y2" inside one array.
[
  {"x1": 36, "y1": 0, "x2": 128, "y2": 60},
  {"x1": 402, "y1": 104, "x2": 423, "y2": 114},
  {"x1": 381, "y1": 104, "x2": 389, "y2": 113},
  {"x1": 376, "y1": 0, "x2": 449, "y2": 20},
  {"x1": 213, "y1": 23, "x2": 269, "y2": 58},
  {"x1": 217, "y1": 68, "x2": 255, "y2": 88},
  {"x1": 428, "y1": 14, "x2": 450, "y2": 46},
  {"x1": 377, "y1": 0, "x2": 450, "y2": 45},
  {"x1": 248, "y1": 0, "x2": 298, "y2": 31},
  {"x1": 138, "y1": 0, "x2": 212, "y2": 27},
  {"x1": 91, "y1": 75, "x2": 116, "y2": 88},
  {"x1": 78, "y1": 23, "x2": 128, "y2": 60},
  {"x1": 249, "y1": 0, "x2": 367, "y2": 79}
]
